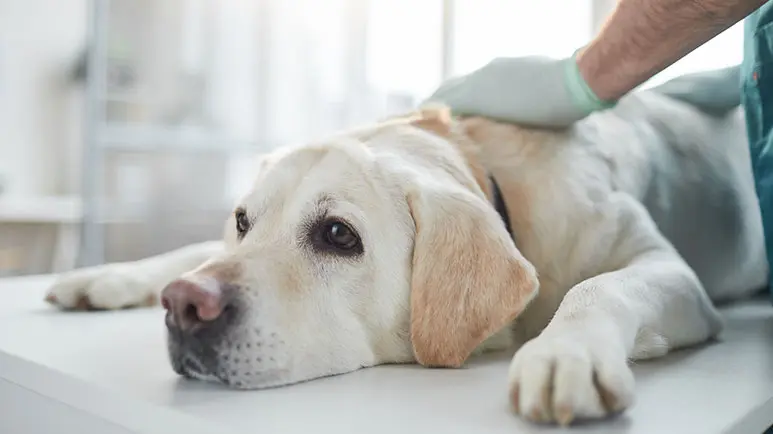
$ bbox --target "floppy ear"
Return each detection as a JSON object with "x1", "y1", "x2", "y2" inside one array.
[{"x1": 407, "y1": 182, "x2": 539, "y2": 368}]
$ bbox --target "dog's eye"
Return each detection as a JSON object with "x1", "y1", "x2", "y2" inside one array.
[
  {"x1": 309, "y1": 218, "x2": 363, "y2": 256},
  {"x1": 235, "y1": 209, "x2": 250, "y2": 238},
  {"x1": 325, "y1": 221, "x2": 359, "y2": 250}
]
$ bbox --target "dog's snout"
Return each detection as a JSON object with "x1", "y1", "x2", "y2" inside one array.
[{"x1": 162, "y1": 277, "x2": 227, "y2": 332}]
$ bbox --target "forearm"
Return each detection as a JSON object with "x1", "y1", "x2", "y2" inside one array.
[
  {"x1": 548, "y1": 256, "x2": 720, "y2": 359},
  {"x1": 544, "y1": 195, "x2": 723, "y2": 358},
  {"x1": 578, "y1": 0, "x2": 766, "y2": 101}
]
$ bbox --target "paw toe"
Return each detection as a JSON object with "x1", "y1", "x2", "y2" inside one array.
[{"x1": 508, "y1": 338, "x2": 634, "y2": 426}]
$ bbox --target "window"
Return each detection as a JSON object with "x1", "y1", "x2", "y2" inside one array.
[
  {"x1": 451, "y1": 0, "x2": 593, "y2": 75},
  {"x1": 366, "y1": 0, "x2": 443, "y2": 100}
]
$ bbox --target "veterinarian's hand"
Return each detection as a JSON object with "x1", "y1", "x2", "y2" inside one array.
[{"x1": 424, "y1": 53, "x2": 615, "y2": 128}]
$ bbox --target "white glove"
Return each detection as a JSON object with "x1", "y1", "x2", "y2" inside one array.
[{"x1": 424, "y1": 52, "x2": 615, "y2": 128}]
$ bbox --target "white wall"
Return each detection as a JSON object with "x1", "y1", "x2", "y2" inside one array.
[{"x1": 0, "y1": 0, "x2": 86, "y2": 197}]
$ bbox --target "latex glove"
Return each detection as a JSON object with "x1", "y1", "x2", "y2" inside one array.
[
  {"x1": 649, "y1": 65, "x2": 741, "y2": 115},
  {"x1": 424, "y1": 53, "x2": 615, "y2": 128}
]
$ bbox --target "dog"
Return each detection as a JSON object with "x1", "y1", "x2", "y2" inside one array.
[{"x1": 44, "y1": 89, "x2": 767, "y2": 426}]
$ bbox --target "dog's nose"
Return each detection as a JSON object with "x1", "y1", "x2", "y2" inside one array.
[{"x1": 161, "y1": 278, "x2": 226, "y2": 332}]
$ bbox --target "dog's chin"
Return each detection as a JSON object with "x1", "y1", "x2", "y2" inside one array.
[
  {"x1": 171, "y1": 352, "x2": 293, "y2": 389},
  {"x1": 172, "y1": 352, "x2": 381, "y2": 390}
]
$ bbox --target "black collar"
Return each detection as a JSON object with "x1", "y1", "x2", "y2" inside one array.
[{"x1": 489, "y1": 175, "x2": 515, "y2": 241}]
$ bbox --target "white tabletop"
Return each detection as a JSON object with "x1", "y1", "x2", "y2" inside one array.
[{"x1": 1, "y1": 274, "x2": 772, "y2": 434}]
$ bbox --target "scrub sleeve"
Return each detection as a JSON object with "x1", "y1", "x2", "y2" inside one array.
[{"x1": 742, "y1": 3, "x2": 773, "y2": 300}]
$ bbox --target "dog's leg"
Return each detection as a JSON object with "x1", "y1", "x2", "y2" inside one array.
[
  {"x1": 45, "y1": 241, "x2": 223, "y2": 310},
  {"x1": 509, "y1": 194, "x2": 722, "y2": 425}
]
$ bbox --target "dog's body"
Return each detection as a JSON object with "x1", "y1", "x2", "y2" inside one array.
[{"x1": 46, "y1": 90, "x2": 767, "y2": 425}]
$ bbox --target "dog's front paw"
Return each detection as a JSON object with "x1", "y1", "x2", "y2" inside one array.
[
  {"x1": 508, "y1": 333, "x2": 634, "y2": 426},
  {"x1": 45, "y1": 265, "x2": 157, "y2": 310}
]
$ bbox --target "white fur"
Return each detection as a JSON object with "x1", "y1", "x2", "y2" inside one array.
[
  {"x1": 179, "y1": 272, "x2": 222, "y2": 296},
  {"x1": 45, "y1": 91, "x2": 766, "y2": 425}
]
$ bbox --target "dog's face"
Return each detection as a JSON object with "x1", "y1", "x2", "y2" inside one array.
[{"x1": 165, "y1": 111, "x2": 539, "y2": 389}]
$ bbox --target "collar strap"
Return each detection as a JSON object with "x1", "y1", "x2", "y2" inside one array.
[{"x1": 489, "y1": 174, "x2": 514, "y2": 242}]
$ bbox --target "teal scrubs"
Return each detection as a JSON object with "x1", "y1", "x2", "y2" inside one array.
[{"x1": 742, "y1": 3, "x2": 773, "y2": 298}]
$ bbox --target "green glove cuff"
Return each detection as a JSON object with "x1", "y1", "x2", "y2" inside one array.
[{"x1": 563, "y1": 50, "x2": 617, "y2": 114}]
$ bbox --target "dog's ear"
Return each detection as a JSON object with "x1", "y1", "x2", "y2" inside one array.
[{"x1": 407, "y1": 181, "x2": 539, "y2": 368}]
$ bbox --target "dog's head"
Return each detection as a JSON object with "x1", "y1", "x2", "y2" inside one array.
[{"x1": 162, "y1": 107, "x2": 539, "y2": 389}]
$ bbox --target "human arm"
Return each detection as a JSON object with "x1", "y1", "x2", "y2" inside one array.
[
  {"x1": 426, "y1": 0, "x2": 764, "y2": 127},
  {"x1": 578, "y1": 0, "x2": 763, "y2": 101}
]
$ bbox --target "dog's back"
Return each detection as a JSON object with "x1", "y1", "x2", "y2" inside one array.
[{"x1": 577, "y1": 92, "x2": 767, "y2": 300}]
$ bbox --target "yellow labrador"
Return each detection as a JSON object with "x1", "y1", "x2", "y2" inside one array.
[{"x1": 45, "y1": 90, "x2": 766, "y2": 425}]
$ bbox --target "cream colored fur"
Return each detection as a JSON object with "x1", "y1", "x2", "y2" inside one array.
[{"x1": 45, "y1": 90, "x2": 766, "y2": 426}]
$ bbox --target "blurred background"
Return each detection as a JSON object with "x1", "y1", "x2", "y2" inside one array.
[{"x1": 0, "y1": 0, "x2": 743, "y2": 276}]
